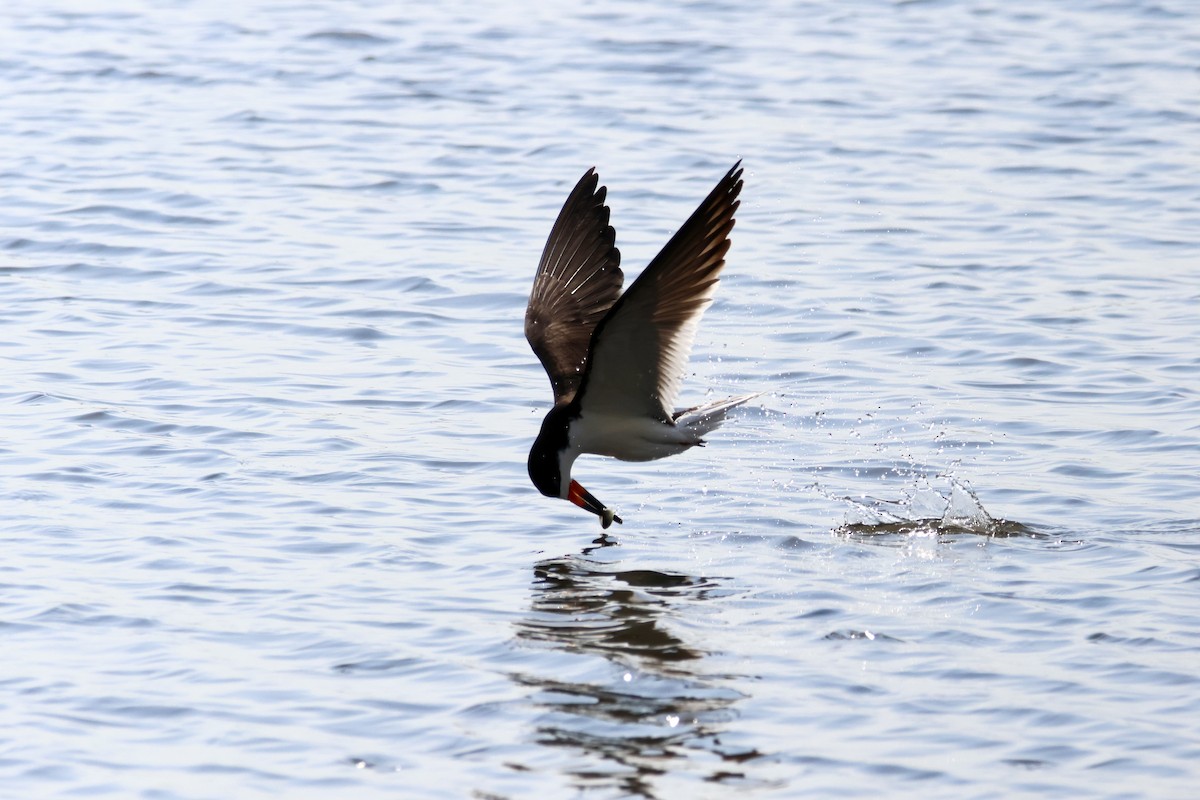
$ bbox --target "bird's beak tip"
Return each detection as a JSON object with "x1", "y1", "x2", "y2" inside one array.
[{"x1": 568, "y1": 480, "x2": 621, "y2": 528}]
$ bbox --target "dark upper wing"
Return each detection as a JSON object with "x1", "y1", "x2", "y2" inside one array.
[
  {"x1": 525, "y1": 168, "x2": 624, "y2": 404},
  {"x1": 576, "y1": 162, "x2": 743, "y2": 420}
]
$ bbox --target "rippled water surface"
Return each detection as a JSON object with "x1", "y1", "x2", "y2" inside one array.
[{"x1": 3, "y1": 1, "x2": 1199, "y2": 798}]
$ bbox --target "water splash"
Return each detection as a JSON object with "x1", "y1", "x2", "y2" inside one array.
[{"x1": 834, "y1": 478, "x2": 1032, "y2": 538}]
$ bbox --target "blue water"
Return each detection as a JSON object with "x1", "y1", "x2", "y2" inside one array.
[{"x1": 2, "y1": 1, "x2": 1198, "y2": 798}]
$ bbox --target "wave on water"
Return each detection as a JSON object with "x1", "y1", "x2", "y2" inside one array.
[{"x1": 833, "y1": 478, "x2": 1035, "y2": 538}]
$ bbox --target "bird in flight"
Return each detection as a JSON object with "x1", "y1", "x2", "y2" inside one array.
[{"x1": 525, "y1": 162, "x2": 756, "y2": 527}]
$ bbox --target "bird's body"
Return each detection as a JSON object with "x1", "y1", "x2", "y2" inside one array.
[
  {"x1": 525, "y1": 162, "x2": 752, "y2": 526},
  {"x1": 571, "y1": 409, "x2": 697, "y2": 462}
]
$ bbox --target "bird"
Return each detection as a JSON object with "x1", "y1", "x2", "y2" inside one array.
[{"x1": 524, "y1": 161, "x2": 757, "y2": 528}]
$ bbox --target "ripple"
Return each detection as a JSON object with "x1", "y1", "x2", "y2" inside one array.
[
  {"x1": 302, "y1": 30, "x2": 394, "y2": 46},
  {"x1": 55, "y1": 204, "x2": 223, "y2": 226}
]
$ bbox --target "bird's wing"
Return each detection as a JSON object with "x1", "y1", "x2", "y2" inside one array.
[
  {"x1": 525, "y1": 168, "x2": 624, "y2": 404},
  {"x1": 576, "y1": 162, "x2": 743, "y2": 421}
]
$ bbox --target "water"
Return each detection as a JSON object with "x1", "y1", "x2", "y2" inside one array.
[{"x1": 2, "y1": 1, "x2": 1198, "y2": 797}]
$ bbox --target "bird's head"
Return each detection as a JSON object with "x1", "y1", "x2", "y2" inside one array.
[
  {"x1": 528, "y1": 404, "x2": 572, "y2": 498},
  {"x1": 527, "y1": 404, "x2": 623, "y2": 529}
]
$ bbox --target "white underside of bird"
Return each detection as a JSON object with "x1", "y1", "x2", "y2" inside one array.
[{"x1": 555, "y1": 392, "x2": 760, "y2": 500}]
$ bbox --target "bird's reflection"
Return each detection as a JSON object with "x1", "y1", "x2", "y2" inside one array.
[{"x1": 511, "y1": 543, "x2": 762, "y2": 798}]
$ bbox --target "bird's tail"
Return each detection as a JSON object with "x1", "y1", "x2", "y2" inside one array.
[{"x1": 673, "y1": 392, "x2": 761, "y2": 438}]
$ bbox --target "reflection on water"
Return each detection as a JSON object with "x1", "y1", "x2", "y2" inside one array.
[
  {"x1": 513, "y1": 547, "x2": 763, "y2": 797},
  {"x1": 517, "y1": 539, "x2": 720, "y2": 668}
]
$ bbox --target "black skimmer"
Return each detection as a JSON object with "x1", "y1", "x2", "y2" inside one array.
[{"x1": 525, "y1": 162, "x2": 756, "y2": 527}]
